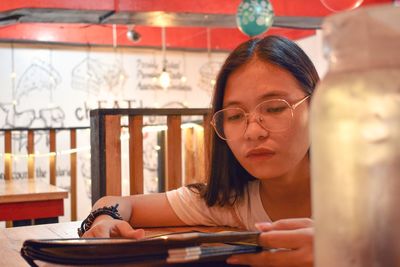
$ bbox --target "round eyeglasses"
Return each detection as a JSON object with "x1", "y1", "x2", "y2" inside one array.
[{"x1": 211, "y1": 95, "x2": 310, "y2": 141}]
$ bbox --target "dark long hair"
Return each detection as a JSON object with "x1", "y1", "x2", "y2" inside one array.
[{"x1": 190, "y1": 35, "x2": 319, "y2": 207}]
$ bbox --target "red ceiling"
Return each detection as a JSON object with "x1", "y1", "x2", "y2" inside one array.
[
  {"x1": 0, "y1": 0, "x2": 391, "y2": 15},
  {"x1": 0, "y1": 0, "x2": 392, "y2": 50}
]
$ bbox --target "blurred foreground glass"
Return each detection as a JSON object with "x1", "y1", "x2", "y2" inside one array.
[{"x1": 311, "y1": 5, "x2": 400, "y2": 267}]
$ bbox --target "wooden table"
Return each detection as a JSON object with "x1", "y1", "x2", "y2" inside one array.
[
  {"x1": 0, "y1": 179, "x2": 68, "y2": 222},
  {"x1": 0, "y1": 221, "x2": 81, "y2": 267},
  {"x1": 0, "y1": 221, "x2": 237, "y2": 267}
]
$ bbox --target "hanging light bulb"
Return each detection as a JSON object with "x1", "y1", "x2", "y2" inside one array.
[
  {"x1": 119, "y1": 73, "x2": 125, "y2": 82},
  {"x1": 11, "y1": 44, "x2": 17, "y2": 106},
  {"x1": 206, "y1": 28, "x2": 218, "y2": 91},
  {"x1": 159, "y1": 66, "x2": 171, "y2": 89},
  {"x1": 180, "y1": 75, "x2": 187, "y2": 84},
  {"x1": 159, "y1": 27, "x2": 170, "y2": 90}
]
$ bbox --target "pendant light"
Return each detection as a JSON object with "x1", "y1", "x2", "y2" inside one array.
[{"x1": 159, "y1": 27, "x2": 170, "y2": 90}]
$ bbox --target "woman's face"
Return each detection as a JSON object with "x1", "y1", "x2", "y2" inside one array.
[{"x1": 223, "y1": 58, "x2": 310, "y2": 180}]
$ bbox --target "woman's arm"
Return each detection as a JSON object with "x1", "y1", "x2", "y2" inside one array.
[{"x1": 82, "y1": 192, "x2": 185, "y2": 238}]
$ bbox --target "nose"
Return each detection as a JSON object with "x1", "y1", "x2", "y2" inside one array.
[{"x1": 243, "y1": 114, "x2": 268, "y2": 140}]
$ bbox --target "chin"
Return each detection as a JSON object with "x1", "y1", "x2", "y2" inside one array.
[
  {"x1": 247, "y1": 167, "x2": 284, "y2": 180},
  {"x1": 242, "y1": 159, "x2": 281, "y2": 178}
]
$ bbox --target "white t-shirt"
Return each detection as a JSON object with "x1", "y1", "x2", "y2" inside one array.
[{"x1": 166, "y1": 180, "x2": 271, "y2": 230}]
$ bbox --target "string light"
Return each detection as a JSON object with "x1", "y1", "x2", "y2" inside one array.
[
  {"x1": 0, "y1": 146, "x2": 90, "y2": 159},
  {"x1": 0, "y1": 124, "x2": 203, "y2": 158},
  {"x1": 120, "y1": 123, "x2": 202, "y2": 138},
  {"x1": 206, "y1": 28, "x2": 216, "y2": 88}
]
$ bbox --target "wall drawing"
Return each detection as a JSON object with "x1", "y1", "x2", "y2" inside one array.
[
  {"x1": 0, "y1": 58, "x2": 65, "y2": 151},
  {"x1": 0, "y1": 103, "x2": 35, "y2": 128},
  {"x1": 198, "y1": 61, "x2": 222, "y2": 95},
  {"x1": 71, "y1": 56, "x2": 127, "y2": 97}
]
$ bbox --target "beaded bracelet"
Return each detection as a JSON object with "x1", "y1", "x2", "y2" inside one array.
[{"x1": 78, "y1": 203, "x2": 123, "y2": 237}]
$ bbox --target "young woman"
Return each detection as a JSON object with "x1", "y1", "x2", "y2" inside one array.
[{"x1": 81, "y1": 35, "x2": 319, "y2": 267}]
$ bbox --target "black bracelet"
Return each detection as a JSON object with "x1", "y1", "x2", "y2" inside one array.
[{"x1": 78, "y1": 204, "x2": 123, "y2": 237}]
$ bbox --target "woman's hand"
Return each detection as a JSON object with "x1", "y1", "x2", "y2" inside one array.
[
  {"x1": 227, "y1": 218, "x2": 313, "y2": 267},
  {"x1": 82, "y1": 215, "x2": 145, "y2": 239}
]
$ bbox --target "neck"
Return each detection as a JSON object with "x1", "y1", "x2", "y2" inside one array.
[{"x1": 259, "y1": 155, "x2": 311, "y2": 220}]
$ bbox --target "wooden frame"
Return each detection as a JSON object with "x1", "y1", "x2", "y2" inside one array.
[{"x1": 90, "y1": 108, "x2": 210, "y2": 204}]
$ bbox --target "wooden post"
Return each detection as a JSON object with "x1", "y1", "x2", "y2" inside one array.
[
  {"x1": 203, "y1": 114, "x2": 211, "y2": 177},
  {"x1": 104, "y1": 115, "x2": 122, "y2": 196},
  {"x1": 184, "y1": 127, "x2": 195, "y2": 185},
  {"x1": 90, "y1": 114, "x2": 105, "y2": 204},
  {"x1": 91, "y1": 114, "x2": 121, "y2": 204},
  {"x1": 198, "y1": 125, "x2": 206, "y2": 183},
  {"x1": 4, "y1": 130, "x2": 12, "y2": 180},
  {"x1": 27, "y1": 130, "x2": 35, "y2": 179},
  {"x1": 4, "y1": 130, "x2": 12, "y2": 227},
  {"x1": 70, "y1": 129, "x2": 77, "y2": 221},
  {"x1": 166, "y1": 115, "x2": 182, "y2": 190},
  {"x1": 49, "y1": 129, "x2": 56, "y2": 185},
  {"x1": 184, "y1": 125, "x2": 206, "y2": 185},
  {"x1": 129, "y1": 115, "x2": 144, "y2": 195},
  {"x1": 157, "y1": 131, "x2": 166, "y2": 192}
]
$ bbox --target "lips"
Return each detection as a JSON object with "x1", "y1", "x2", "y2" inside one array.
[{"x1": 245, "y1": 147, "x2": 275, "y2": 158}]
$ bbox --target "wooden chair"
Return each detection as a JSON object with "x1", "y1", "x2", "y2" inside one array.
[{"x1": 90, "y1": 108, "x2": 211, "y2": 204}]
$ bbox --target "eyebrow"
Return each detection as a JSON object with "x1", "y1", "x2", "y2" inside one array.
[{"x1": 223, "y1": 90, "x2": 289, "y2": 108}]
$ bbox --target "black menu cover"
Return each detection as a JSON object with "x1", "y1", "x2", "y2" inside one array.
[{"x1": 21, "y1": 231, "x2": 263, "y2": 266}]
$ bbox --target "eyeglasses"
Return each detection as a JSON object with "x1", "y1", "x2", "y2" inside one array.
[{"x1": 211, "y1": 95, "x2": 310, "y2": 141}]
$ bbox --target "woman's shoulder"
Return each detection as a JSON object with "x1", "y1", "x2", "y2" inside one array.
[{"x1": 166, "y1": 184, "x2": 203, "y2": 202}]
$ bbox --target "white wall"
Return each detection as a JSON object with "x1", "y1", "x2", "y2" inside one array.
[{"x1": 297, "y1": 30, "x2": 328, "y2": 79}]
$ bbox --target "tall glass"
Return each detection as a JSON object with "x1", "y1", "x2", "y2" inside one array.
[{"x1": 311, "y1": 5, "x2": 400, "y2": 267}]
